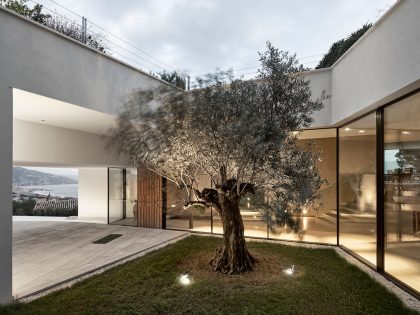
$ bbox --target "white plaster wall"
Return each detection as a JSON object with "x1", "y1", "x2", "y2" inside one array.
[
  {"x1": 331, "y1": 0, "x2": 420, "y2": 124},
  {"x1": 78, "y1": 168, "x2": 108, "y2": 222},
  {"x1": 13, "y1": 119, "x2": 128, "y2": 167},
  {"x1": 303, "y1": 69, "x2": 332, "y2": 127},
  {"x1": 0, "y1": 7, "x2": 170, "y2": 117},
  {"x1": 0, "y1": 8, "x2": 167, "y2": 301},
  {"x1": 0, "y1": 86, "x2": 13, "y2": 303}
]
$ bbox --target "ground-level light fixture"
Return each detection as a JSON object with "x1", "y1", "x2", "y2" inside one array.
[
  {"x1": 179, "y1": 273, "x2": 192, "y2": 286},
  {"x1": 283, "y1": 265, "x2": 295, "y2": 276}
]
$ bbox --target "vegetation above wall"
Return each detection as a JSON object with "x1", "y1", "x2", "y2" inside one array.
[
  {"x1": 316, "y1": 23, "x2": 372, "y2": 69},
  {"x1": 159, "y1": 71, "x2": 187, "y2": 90},
  {"x1": 1, "y1": 0, "x2": 107, "y2": 52}
]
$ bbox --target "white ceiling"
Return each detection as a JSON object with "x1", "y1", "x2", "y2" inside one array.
[
  {"x1": 13, "y1": 89, "x2": 117, "y2": 135},
  {"x1": 298, "y1": 128, "x2": 336, "y2": 139}
]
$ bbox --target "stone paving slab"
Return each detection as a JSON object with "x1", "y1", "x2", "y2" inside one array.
[{"x1": 13, "y1": 221, "x2": 187, "y2": 299}]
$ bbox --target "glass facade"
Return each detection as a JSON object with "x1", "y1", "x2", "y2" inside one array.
[
  {"x1": 270, "y1": 129, "x2": 337, "y2": 244},
  {"x1": 160, "y1": 93, "x2": 420, "y2": 296},
  {"x1": 339, "y1": 113, "x2": 377, "y2": 265},
  {"x1": 164, "y1": 129, "x2": 337, "y2": 245},
  {"x1": 108, "y1": 167, "x2": 138, "y2": 226},
  {"x1": 165, "y1": 175, "x2": 211, "y2": 233},
  {"x1": 384, "y1": 93, "x2": 420, "y2": 292}
]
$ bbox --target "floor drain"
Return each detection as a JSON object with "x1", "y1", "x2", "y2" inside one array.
[{"x1": 93, "y1": 234, "x2": 123, "y2": 244}]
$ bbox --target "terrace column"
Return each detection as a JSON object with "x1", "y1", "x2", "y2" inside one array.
[{"x1": 0, "y1": 85, "x2": 13, "y2": 303}]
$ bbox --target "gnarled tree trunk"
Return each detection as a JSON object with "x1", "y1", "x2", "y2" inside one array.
[{"x1": 210, "y1": 194, "x2": 255, "y2": 274}]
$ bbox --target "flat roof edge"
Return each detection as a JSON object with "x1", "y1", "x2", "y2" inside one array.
[
  {"x1": 0, "y1": 5, "x2": 176, "y2": 89},
  {"x1": 328, "y1": 0, "x2": 403, "y2": 69}
]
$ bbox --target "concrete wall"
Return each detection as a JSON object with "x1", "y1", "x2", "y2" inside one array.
[
  {"x1": 78, "y1": 168, "x2": 108, "y2": 222},
  {"x1": 0, "y1": 86, "x2": 13, "y2": 303},
  {"x1": 13, "y1": 120, "x2": 127, "y2": 167},
  {"x1": 0, "y1": 6, "x2": 168, "y2": 302},
  {"x1": 303, "y1": 69, "x2": 332, "y2": 128},
  {"x1": 0, "y1": 8, "x2": 169, "y2": 117},
  {"x1": 330, "y1": 0, "x2": 420, "y2": 125},
  {"x1": 303, "y1": 0, "x2": 420, "y2": 127}
]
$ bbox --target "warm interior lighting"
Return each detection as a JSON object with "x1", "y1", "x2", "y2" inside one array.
[
  {"x1": 401, "y1": 131, "x2": 411, "y2": 135},
  {"x1": 179, "y1": 274, "x2": 192, "y2": 286},
  {"x1": 344, "y1": 127, "x2": 351, "y2": 131},
  {"x1": 358, "y1": 130, "x2": 365, "y2": 133}
]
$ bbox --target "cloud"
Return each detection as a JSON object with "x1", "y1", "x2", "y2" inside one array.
[{"x1": 35, "y1": 0, "x2": 396, "y2": 81}]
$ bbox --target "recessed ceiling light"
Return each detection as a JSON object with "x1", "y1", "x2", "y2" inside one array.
[
  {"x1": 344, "y1": 127, "x2": 351, "y2": 131},
  {"x1": 358, "y1": 130, "x2": 365, "y2": 133},
  {"x1": 402, "y1": 131, "x2": 411, "y2": 135}
]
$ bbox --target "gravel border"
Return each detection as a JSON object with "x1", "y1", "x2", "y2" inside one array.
[{"x1": 16, "y1": 232, "x2": 190, "y2": 303}]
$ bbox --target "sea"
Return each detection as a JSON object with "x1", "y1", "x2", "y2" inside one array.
[{"x1": 20, "y1": 184, "x2": 78, "y2": 198}]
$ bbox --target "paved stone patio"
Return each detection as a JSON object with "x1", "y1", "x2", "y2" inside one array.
[{"x1": 13, "y1": 219, "x2": 187, "y2": 299}]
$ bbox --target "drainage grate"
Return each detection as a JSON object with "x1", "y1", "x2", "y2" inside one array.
[{"x1": 92, "y1": 234, "x2": 123, "y2": 244}]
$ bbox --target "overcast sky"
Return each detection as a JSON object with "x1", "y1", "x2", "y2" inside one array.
[
  {"x1": 23, "y1": 1, "x2": 397, "y2": 177},
  {"x1": 34, "y1": 0, "x2": 396, "y2": 82}
]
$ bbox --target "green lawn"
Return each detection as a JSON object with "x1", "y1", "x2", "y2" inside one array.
[{"x1": 1, "y1": 236, "x2": 417, "y2": 315}]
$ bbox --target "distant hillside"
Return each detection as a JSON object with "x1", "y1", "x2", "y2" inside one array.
[{"x1": 13, "y1": 167, "x2": 78, "y2": 186}]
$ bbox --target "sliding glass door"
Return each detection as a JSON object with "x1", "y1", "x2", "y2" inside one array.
[
  {"x1": 384, "y1": 92, "x2": 420, "y2": 293},
  {"x1": 339, "y1": 113, "x2": 377, "y2": 266},
  {"x1": 108, "y1": 167, "x2": 138, "y2": 226}
]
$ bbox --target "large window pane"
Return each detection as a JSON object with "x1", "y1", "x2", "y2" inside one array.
[
  {"x1": 384, "y1": 92, "x2": 420, "y2": 293},
  {"x1": 269, "y1": 128, "x2": 337, "y2": 244},
  {"x1": 108, "y1": 168, "x2": 124, "y2": 224},
  {"x1": 108, "y1": 168, "x2": 138, "y2": 226},
  {"x1": 166, "y1": 175, "x2": 211, "y2": 233},
  {"x1": 242, "y1": 192, "x2": 268, "y2": 238},
  {"x1": 124, "y1": 168, "x2": 138, "y2": 226},
  {"x1": 339, "y1": 114, "x2": 376, "y2": 265}
]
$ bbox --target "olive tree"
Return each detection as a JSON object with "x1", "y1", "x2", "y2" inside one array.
[{"x1": 109, "y1": 42, "x2": 326, "y2": 274}]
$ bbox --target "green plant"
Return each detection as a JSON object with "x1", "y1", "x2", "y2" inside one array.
[{"x1": 316, "y1": 24, "x2": 372, "y2": 69}]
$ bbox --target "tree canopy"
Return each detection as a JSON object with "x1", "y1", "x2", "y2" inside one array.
[
  {"x1": 159, "y1": 71, "x2": 187, "y2": 90},
  {"x1": 109, "y1": 42, "x2": 327, "y2": 273},
  {"x1": 316, "y1": 23, "x2": 371, "y2": 69}
]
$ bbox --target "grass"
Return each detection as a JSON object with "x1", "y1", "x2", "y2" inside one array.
[{"x1": 0, "y1": 236, "x2": 417, "y2": 315}]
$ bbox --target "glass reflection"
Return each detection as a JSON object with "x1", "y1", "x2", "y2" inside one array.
[
  {"x1": 339, "y1": 114, "x2": 376, "y2": 265},
  {"x1": 165, "y1": 176, "x2": 211, "y2": 233},
  {"x1": 384, "y1": 92, "x2": 420, "y2": 293},
  {"x1": 270, "y1": 129, "x2": 337, "y2": 244},
  {"x1": 108, "y1": 168, "x2": 138, "y2": 226}
]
